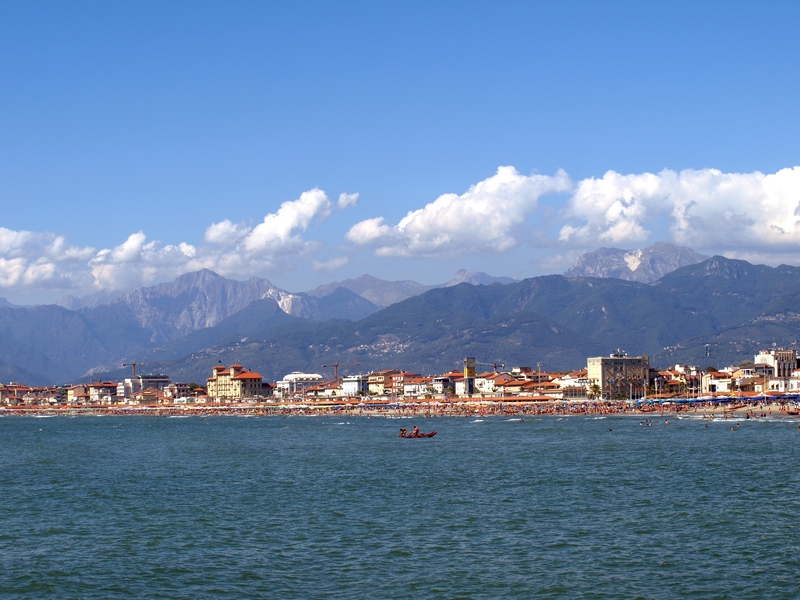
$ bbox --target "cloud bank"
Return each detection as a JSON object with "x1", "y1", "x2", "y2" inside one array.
[
  {"x1": 346, "y1": 166, "x2": 572, "y2": 257},
  {"x1": 0, "y1": 188, "x2": 338, "y2": 300},
  {"x1": 4, "y1": 165, "x2": 800, "y2": 302},
  {"x1": 558, "y1": 167, "x2": 800, "y2": 252}
]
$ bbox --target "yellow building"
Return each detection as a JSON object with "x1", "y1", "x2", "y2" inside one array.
[{"x1": 207, "y1": 364, "x2": 267, "y2": 400}]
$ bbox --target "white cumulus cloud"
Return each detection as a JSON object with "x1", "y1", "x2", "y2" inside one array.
[
  {"x1": 7, "y1": 169, "x2": 800, "y2": 303},
  {"x1": 338, "y1": 192, "x2": 360, "y2": 209},
  {"x1": 346, "y1": 166, "x2": 572, "y2": 257},
  {"x1": 0, "y1": 188, "x2": 338, "y2": 301},
  {"x1": 0, "y1": 227, "x2": 95, "y2": 291},
  {"x1": 243, "y1": 188, "x2": 331, "y2": 253},
  {"x1": 204, "y1": 220, "x2": 249, "y2": 245},
  {"x1": 312, "y1": 257, "x2": 349, "y2": 272},
  {"x1": 88, "y1": 232, "x2": 202, "y2": 291},
  {"x1": 559, "y1": 167, "x2": 800, "y2": 253}
]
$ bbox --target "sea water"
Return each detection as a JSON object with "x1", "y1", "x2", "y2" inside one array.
[{"x1": 1, "y1": 414, "x2": 799, "y2": 598}]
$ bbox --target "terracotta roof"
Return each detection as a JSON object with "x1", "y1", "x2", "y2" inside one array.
[{"x1": 233, "y1": 372, "x2": 263, "y2": 380}]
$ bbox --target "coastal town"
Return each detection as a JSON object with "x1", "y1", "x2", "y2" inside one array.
[{"x1": 2, "y1": 348, "x2": 800, "y2": 414}]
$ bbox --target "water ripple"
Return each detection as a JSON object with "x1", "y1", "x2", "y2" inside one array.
[{"x1": 1, "y1": 416, "x2": 799, "y2": 598}]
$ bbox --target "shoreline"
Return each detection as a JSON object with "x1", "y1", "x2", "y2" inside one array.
[{"x1": 2, "y1": 399, "x2": 798, "y2": 419}]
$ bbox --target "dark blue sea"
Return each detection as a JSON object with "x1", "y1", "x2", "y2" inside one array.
[{"x1": 1, "y1": 413, "x2": 799, "y2": 599}]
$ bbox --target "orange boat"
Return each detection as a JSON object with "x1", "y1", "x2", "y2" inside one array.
[{"x1": 399, "y1": 428, "x2": 437, "y2": 438}]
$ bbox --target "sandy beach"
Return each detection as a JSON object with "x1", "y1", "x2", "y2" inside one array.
[{"x1": 2, "y1": 399, "x2": 798, "y2": 420}]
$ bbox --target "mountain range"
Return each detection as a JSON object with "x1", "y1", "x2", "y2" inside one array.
[
  {"x1": 3, "y1": 244, "x2": 798, "y2": 385},
  {"x1": 96, "y1": 255, "x2": 800, "y2": 385},
  {"x1": 306, "y1": 269, "x2": 516, "y2": 307},
  {"x1": 0, "y1": 268, "x2": 516, "y2": 383}
]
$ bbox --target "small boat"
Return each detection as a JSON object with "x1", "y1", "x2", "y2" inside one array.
[{"x1": 399, "y1": 428, "x2": 437, "y2": 438}]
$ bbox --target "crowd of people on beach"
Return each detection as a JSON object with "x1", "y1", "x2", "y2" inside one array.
[{"x1": 2, "y1": 398, "x2": 799, "y2": 419}]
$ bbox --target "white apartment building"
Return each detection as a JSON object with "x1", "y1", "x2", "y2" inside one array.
[
  {"x1": 755, "y1": 348, "x2": 797, "y2": 379},
  {"x1": 342, "y1": 374, "x2": 369, "y2": 396},
  {"x1": 117, "y1": 374, "x2": 171, "y2": 398},
  {"x1": 277, "y1": 372, "x2": 323, "y2": 395}
]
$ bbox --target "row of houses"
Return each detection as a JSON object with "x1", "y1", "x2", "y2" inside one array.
[
  {"x1": 278, "y1": 348, "x2": 800, "y2": 401},
  {"x1": 3, "y1": 348, "x2": 800, "y2": 406},
  {"x1": 0, "y1": 375, "x2": 202, "y2": 407}
]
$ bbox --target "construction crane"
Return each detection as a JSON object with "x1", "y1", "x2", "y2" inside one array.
[
  {"x1": 122, "y1": 359, "x2": 178, "y2": 378},
  {"x1": 476, "y1": 361, "x2": 505, "y2": 372},
  {"x1": 122, "y1": 362, "x2": 152, "y2": 377},
  {"x1": 122, "y1": 362, "x2": 138, "y2": 377},
  {"x1": 322, "y1": 360, "x2": 361, "y2": 381}
]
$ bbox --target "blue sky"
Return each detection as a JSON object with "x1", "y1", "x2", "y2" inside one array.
[{"x1": 2, "y1": 1, "x2": 800, "y2": 303}]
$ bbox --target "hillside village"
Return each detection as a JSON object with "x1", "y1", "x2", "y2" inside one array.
[{"x1": 2, "y1": 348, "x2": 799, "y2": 408}]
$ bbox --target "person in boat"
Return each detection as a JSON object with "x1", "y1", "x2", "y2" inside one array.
[
  {"x1": 399, "y1": 428, "x2": 407, "y2": 437},
  {"x1": 412, "y1": 425, "x2": 420, "y2": 437}
]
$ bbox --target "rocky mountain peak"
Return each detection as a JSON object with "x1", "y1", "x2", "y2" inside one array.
[{"x1": 564, "y1": 242, "x2": 709, "y2": 283}]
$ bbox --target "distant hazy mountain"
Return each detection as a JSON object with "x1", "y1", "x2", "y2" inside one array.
[
  {"x1": 57, "y1": 290, "x2": 126, "y2": 310},
  {"x1": 50, "y1": 269, "x2": 379, "y2": 350},
  {"x1": 100, "y1": 269, "x2": 305, "y2": 342},
  {"x1": 309, "y1": 287, "x2": 380, "y2": 321},
  {"x1": 0, "y1": 297, "x2": 23, "y2": 309},
  {"x1": 0, "y1": 359, "x2": 46, "y2": 384},
  {"x1": 307, "y1": 274, "x2": 434, "y2": 307},
  {"x1": 443, "y1": 269, "x2": 516, "y2": 287},
  {"x1": 0, "y1": 269, "x2": 380, "y2": 384},
  {"x1": 307, "y1": 270, "x2": 516, "y2": 307},
  {"x1": 564, "y1": 242, "x2": 709, "y2": 283}
]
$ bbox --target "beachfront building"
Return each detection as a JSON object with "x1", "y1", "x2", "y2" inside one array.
[
  {"x1": 553, "y1": 369, "x2": 591, "y2": 399},
  {"x1": 304, "y1": 379, "x2": 343, "y2": 398},
  {"x1": 755, "y1": 348, "x2": 797, "y2": 379},
  {"x1": 117, "y1": 374, "x2": 171, "y2": 399},
  {"x1": 454, "y1": 375, "x2": 474, "y2": 396},
  {"x1": 587, "y1": 350, "x2": 649, "y2": 400},
  {"x1": 0, "y1": 382, "x2": 54, "y2": 405},
  {"x1": 367, "y1": 370, "x2": 401, "y2": 396},
  {"x1": 277, "y1": 372, "x2": 324, "y2": 396},
  {"x1": 342, "y1": 374, "x2": 369, "y2": 396},
  {"x1": 701, "y1": 371, "x2": 732, "y2": 394},
  {"x1": 164, "y1": 383, "x2": 192, "y2": 400},
  {"x1": 88, "y1": 382, "x2": 121, "y2": 404},
  {"x1": 207, "y1": 364, "x2": 269, "y2": 400},
  {"x1": 402, "y1": 376, "x2": 433, "y2": 397},
  {"x1": 509, "y1": 366, "x2": 551, "y2": 383},
  {"x1": 785, "y1": 374, "x2": 800, "y2": 392},
  {"x1": 475, "y1": 372, "x2": 514, "y2": 395},
  {"x1": 430, "y1": 371, "x2": 462, "y2": 395},
  {"x1": 389, "y1": 372, "x2": 422, "y2": 396}
]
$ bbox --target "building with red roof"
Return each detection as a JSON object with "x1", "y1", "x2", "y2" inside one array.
[{"x1": 207, "y1": 364, "x2": 272, "y2": 400}]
